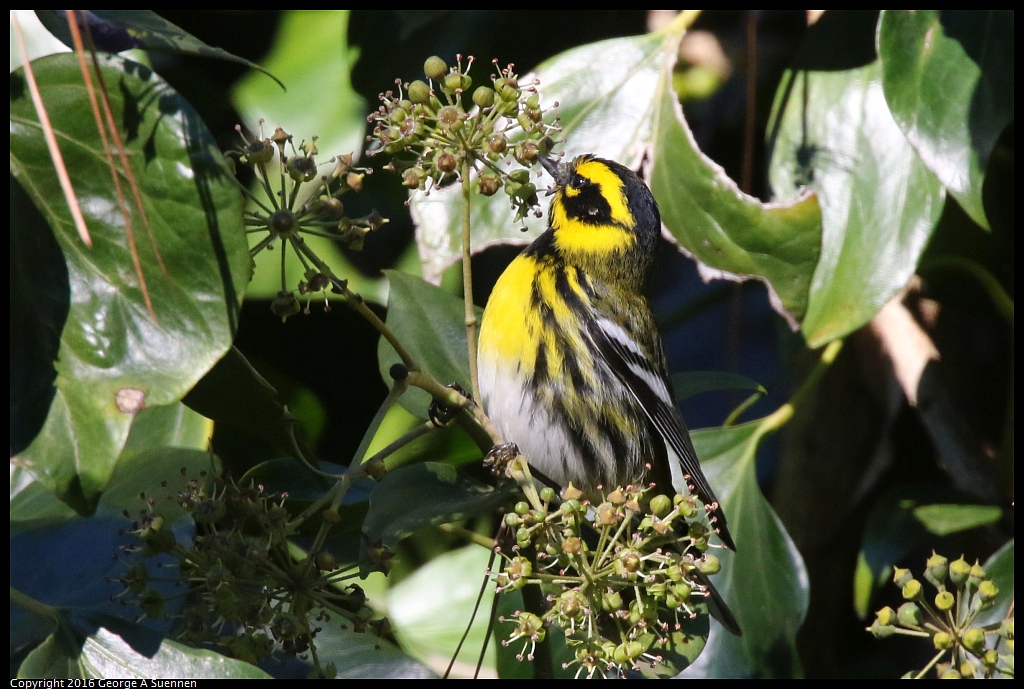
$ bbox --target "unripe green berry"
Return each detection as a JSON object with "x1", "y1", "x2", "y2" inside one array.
[
  {"x1": 472, "y1": 86, "x2": 494, "y2": 108},
  {"x1": 963, "y1": 627, "x2": 986, "y2": 653},
  {"x1": 978, "y1": 579, "x2": 999, "y2": 605},
  {"x1": 869, "y1": 618, "x2": 896, "y2": 638},
  {"x1": 649, "y1": 494, "x2": 672, "y2": 518},
  {"x1": 902, "y1": 578, "x2": 923, "y2": 600},
  {"x1": 939, "y1": 669, "x2": 962, "y2": 679},
  {"x1": 925, "y1": 551, "x2": 949, "y2": 588},
  {"x1": 967, "y1": 561, "x2": 986, "y2": 592},
  {"x1": 949, "y1": 556, "x2": 971, "y2": 587},
  {"x1": 508, "y1": 168, "x2": 531, "y2": 184},
  {"x1": 893, "y1": 567, "x2": 913, "y2": 587},
  {"x1": 934, "y1": 590, "x2": 955, "y2": 611},
  {"x1": 933, "y1": 631, "x2": 953, "y2": 650},
  {"x1": 514, "y1": 501, "x2": 530, "y2": 516},
  {"x1": 408, "y1": 80, "x2": 431, "y2": 105},
  {"x1": 982, "y1": 649, "x2": 999, "y2": 667},
  {"x1": 443, "y1": 72, "x2": 464, "y2": 93},
  {"x1": 424, "y1": 56, "x2": 447, "y2": 81},
  {"x1": 602, "y1": 590, "x2": 623, "y2": 612},
  {"x1": 698, "y1": 554, "x2": 721, "y2": 575},
  {"x1": 493, "y1": 77, "x2": 520, "y2": 101},
  {"x1": 560, "y1": 498, "x2": 582, "y2": 515},
  {"x1": 539, "y1": 487, "x2": 556, "y2": 503},
  {"x1": 897, "y1": 602, "x2": 923, "y2": 627},
  {"x1": 876, "y1": 606, "x2": 896, "y2": 626}
]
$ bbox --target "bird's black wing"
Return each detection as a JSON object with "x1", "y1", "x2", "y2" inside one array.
[{"x1": 588, "y1": 317, "x2": 735, "y2": 551}]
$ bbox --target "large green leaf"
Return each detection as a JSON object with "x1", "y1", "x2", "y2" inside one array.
[
  {"x1": 17, "y1": 612, "x2": 272, "y2": 679},
  {"x1": 648, "y1": 33, "x2": 822, "y2": 327},
  {"x1": 681, "y1": 422, "x2": 808, "y2": 678},
  {"x1": 878, "y1": 10, "x2": 1014, "y2": 231},
  {"x1": 10, "y1": 53, "x2": 248, "y2": 508},
  {"x1": 410, "y1": 32, "x2": 668, "y2": 282},
  {"x1": 767, "y1": 11, "x2": 945, "y2": 347},
  {"x1": 376, "y1": 270, "x2": 477, "y2": 417}
]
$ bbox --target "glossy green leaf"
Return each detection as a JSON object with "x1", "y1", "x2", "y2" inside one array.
[
  {"x1": 879, "y1": 10, "x2": 1014, "y2": 230},
  {"x1": 75, "y1": 613, "x2": 272, "y2": 679},
  {"x1": 388, "y1": 544, "x2": 492, "y2": 677},
  {"x1": 364, "y1": 462, "x2": 515, "y2": 547},
  {"x1": 183, "y1": 346, "x2": 317, "y2": 464},
  {"x1": 911, "y1": 503, "x2": 1002, "y2": 536},
  {"x1": 767, "y1": 12, "x2": 945, "y2": 347},
  {"x1": 10, "y1": 53, "x2": 249, "y2": 508},
  {"x1": 266, "y1": 613, "x2": 437, "y2": 679},
  {"x1": 410, "y1": 32, "x2": 667, "y2": 283},
  {"x1": 681, "y1": 422, "x2": 808, "y2": 678},
  {"x1": 377, "y1": 270, "x2": 477, "y2": 416},
  {"x1": 649, "y1": 36, "x2": 822, "y2": 328}
]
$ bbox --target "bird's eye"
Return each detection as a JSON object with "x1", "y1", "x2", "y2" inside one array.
[{"x1": 571, "y1": 174, "x2": 587, "y2": 189}]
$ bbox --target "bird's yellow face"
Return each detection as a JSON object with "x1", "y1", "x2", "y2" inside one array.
[
  {"x1": 539, "y1": 154, "x2": 660, "y2": 292},
  {"x1": 549, "y1": 157, "x2": 638, "y2": 260}
]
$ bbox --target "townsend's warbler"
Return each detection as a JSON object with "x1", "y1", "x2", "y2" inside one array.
[{"x1": 477, "y1": 154, "x2": 740, "y2": 634}]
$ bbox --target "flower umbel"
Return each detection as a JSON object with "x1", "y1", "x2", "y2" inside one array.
[
  {"x1": 493, "y1": 481, "x2": 723, "y2": 679},
  {"x1": 868, "y1": 552, "x2": 1013, "y2": 679},
  {"x1": 369, "y1": 55, "x2": 561, "y2": 223},
  {"x1": 231, "y1": 122, "x2": 386, "y2": 321},
  {"x1": 113, "y1": 469, "x2": 387, "y2": 677}
]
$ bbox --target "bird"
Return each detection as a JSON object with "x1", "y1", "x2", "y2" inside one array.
[{"x1": 476, "y1": 153, "x2": 740, "y2": 635}]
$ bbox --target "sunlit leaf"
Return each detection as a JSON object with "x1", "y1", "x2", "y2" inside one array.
[
  {"x1": 10, "y1": 54, "x2": 248, "y2": 508},
  {"x1": 766, "y1": 11, "x2": 945, "y2": 347},
  {"x1": 878, "y1": 10, "x2": 1014, "y2": 230}
]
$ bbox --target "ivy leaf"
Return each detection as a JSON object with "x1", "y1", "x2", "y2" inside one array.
[
  {"x1": 10, "y1": 53, "x2": 249, "y2": 509},
  {"x1": 364, "y1": 463, "x2": 515, "y2": 547},
  {"x1": 648, "y1": 31, "x2": 822, "y2": 327},
  {"x1": 376, "y1": 270, "x2": 477, "y2": 417},
  {"x1": 766, "y1": 11, "x2": 945, "y2": 347},
  {"x1": 681, "y1": 422, "x2": 808, "y2": 678},
  {"x1": 878, "y1": 10, "x2": 1014, "y2": 231}
]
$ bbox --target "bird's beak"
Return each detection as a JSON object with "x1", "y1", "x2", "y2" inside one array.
[{"x1": 539, "y1": 155, "x2": 566, "y2": 194}]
